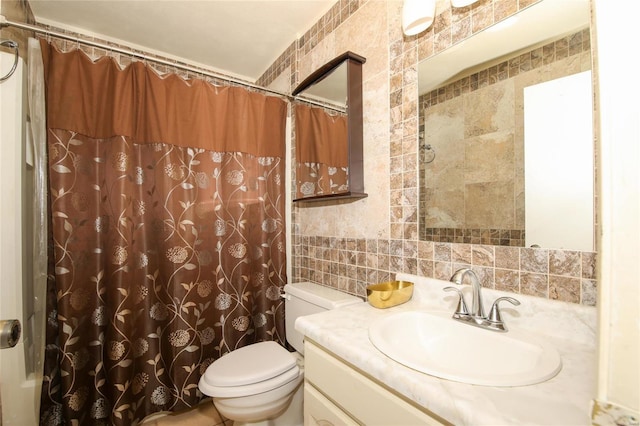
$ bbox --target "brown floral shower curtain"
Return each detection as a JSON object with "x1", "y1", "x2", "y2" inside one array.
[
  {"x1": 38, "y1": 40, "x2": 288, "y2": 425},
  {"x1": 295, "y1": 104, "x2": 349, "y2": 198}
]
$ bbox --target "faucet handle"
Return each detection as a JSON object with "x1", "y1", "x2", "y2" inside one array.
[
  {"x1": 443, "y1": 286, "x2": 470, "y2": 317},
  {"x1": 487, "y1": 296, "x2": 521, "y2": 324}
]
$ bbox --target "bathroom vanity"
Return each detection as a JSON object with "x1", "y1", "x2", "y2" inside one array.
[
  {"x1": 295, "y1": 273, "x2": 597, "y2": 425},
  {"x1": 304, "y1": 340, "x2": 446, "y2": 425}
]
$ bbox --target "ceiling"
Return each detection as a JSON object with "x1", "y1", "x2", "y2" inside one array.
[{"x1": 28, "y1": 0, "x2": 336, "y2": 82}]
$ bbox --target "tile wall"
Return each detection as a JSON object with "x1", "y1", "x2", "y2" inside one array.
[{"x1": 261, "y1": 0, "x2": 597, "y2": 306}]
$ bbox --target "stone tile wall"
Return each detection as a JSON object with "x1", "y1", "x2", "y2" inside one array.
[
  {"x1": 261, "y1": 0, "x2": 598, "y2": 306},
  {"x1": 295, "y1": 236, "x2": 597, "y2": 305}
]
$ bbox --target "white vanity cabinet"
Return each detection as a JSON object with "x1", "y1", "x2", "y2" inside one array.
[{"x1": 303, "y1": 340, "x2": 448, "y2": 426}]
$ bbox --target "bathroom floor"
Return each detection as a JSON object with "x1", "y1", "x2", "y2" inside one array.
[{"x1": 140, "y1": 400, "x2": 232, "y2": 426}]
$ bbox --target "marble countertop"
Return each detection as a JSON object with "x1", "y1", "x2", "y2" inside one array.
[{"x1": 295, "y1": 273, "x2": 597, "y2": 425}]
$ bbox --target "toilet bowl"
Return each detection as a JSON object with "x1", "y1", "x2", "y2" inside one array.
[
  {"x1": 198, "y1": 282, "x2": 362, "y2": 426},
  {"x1": 199, "y1": 341, "x2": 303, "y2": 425}
]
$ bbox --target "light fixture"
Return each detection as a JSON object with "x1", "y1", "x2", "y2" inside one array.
[
  {"x1": 451, "y1": 0, "x2": 480, "y2": 8},
  {"x1": 402, "y1": 0, "x2": 436, "y2": 36}
]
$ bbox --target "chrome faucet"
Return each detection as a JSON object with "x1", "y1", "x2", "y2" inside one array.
[
  {"x1": 444, "y1": 268, "x2": 520, "y2": 332},
  {"x1": 449, "y1": 268, "x2": 485, "y2": 318}
]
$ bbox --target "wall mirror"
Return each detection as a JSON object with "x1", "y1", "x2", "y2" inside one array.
[
  {"x1": 418, "y1": 0, "x2": 594, "y2": 251},
  {"x1": 292, "y1": 51, "x2": 367, "y2": 202}
]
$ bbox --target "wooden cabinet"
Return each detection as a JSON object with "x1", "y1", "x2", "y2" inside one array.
[
  {"x1": 303, "y1": 340, "x2": 448, "y2": 426},
  {"x1": 304, "y1": 384, "x2": 359, "y2": 426}
]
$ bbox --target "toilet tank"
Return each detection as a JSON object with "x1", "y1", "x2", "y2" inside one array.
[{"x1": 283, "y1": 282, "x2": 362, "y2": 354}]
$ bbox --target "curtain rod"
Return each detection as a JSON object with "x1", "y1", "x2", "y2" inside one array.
[
  {"x1": 0, "y1": 15, "x2": 292, "y2": 98},
  {"x1": 0, "y1": 15, "x2": 347, "y2": 114}
]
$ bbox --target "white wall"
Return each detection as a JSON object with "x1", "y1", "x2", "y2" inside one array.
[
  {"x1": 524, "y1": 71, "x2": 594, "y2": 251},
  {"x1": 594, "y1": 0, "x2": 640, "y2": 416}
]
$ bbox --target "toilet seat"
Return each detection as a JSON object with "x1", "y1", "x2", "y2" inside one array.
[
  {"x1": 199, "y1": 341, "x2": 300, "y2": 398},
  {"x1": 200, "y1": 364, "x2": 300, "y2": 398}
]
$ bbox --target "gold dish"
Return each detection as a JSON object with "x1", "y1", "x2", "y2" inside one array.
[{"x1": 366, "y1": 281, "x2": 414, "y2": 309}]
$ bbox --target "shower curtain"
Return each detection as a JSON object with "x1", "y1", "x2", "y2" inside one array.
[
  {"x1": 37, "y1": 40, "x2": 288, "y2": 425},
  {"x1": 294, "y1": 104, "x2": 349, "y2": 198}
]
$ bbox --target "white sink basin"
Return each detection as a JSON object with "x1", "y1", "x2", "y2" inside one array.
[{"x1": 369, "y1": 311, "x2": 562, "y2": 387}]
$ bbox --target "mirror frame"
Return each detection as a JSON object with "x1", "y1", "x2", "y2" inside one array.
[{"x1": 292, "y1": 51, "x2": 367, "y2": 202}]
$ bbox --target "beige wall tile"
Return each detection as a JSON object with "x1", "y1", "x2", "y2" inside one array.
[
  {"x1": 335, "y1": 0, "x2": 388, "y2": 82},
  {"x1": 520, "y1": 248, "x2": 549, "y2": 274},
  {"x1": 581, "y1": 279, "x2": 597, "y2": 306},
  {"x1": 284, "y1": 0, "x2": 595, "y2": 306},
  {"x1": 521, "y1": 272, "x2": 548, "y2": 298},
  {"x1": 472, "y1": 245, "x2": 494, "y2": 267},
  {"x1": 452, "y1": 243, "x2": 472, "y2": 264},
  {"x1": 465, "y1": 181, "x2": 515, "y2": 229},
  {"x1": 495, "y1": 268, "x2": 520, "y2": 293},
  {"x1": 495, "y1": 246, "x2": 519, "y2": 269},
  {"x1": 549, "y1": 275, "x2": 581, "y2": 303},
  {"x1": 549, "y1": 250, "x2": 581, "y2": 277},
  {"x1": 464, "y1": 81, "x2": 515, "y2": 138},
  {"x1": 464, "y1": 132, "x2": 515, "y2": 183}
]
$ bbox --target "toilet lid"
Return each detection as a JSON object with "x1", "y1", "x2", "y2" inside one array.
[
  {"x1": 199, "y1": 362, "x2": 300, "y2": 398},
  {"x1": 204, "y1": 341, "x2": 297, "y2": 387}
]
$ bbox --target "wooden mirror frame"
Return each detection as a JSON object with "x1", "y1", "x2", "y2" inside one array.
[{"x1": 292, "y1": 51, "x2": 367, "y2": 202}]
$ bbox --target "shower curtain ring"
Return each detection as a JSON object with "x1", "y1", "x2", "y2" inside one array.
[{"x1": 0, "y1": 39, "x2": 19, "y2": 83}]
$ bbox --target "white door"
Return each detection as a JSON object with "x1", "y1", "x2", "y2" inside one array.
[
  {"x1": 0, "y1": 49, "x2": 39, "y2": 426},
  {"x1": 524, "y1": 70, "x2": 594, "y2": 251}
]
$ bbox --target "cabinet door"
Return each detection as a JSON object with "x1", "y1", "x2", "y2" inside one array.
[
  {"x1": 305, "y1": 341, "x2": 447, "y2": 426},
  {"x1": 304, "y1": 383, "x2": 359, "y2": 426}
]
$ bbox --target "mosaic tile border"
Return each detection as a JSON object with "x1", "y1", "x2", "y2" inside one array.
[
  {"x1": 420, "y1": 227, "x2": 525, "y2": 246},
  {"x1": 296, "y1": 236, "x2": 597, "y2": 306}
]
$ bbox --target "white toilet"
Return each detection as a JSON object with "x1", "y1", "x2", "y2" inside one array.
[{"x1": 198, "y1": 282, "x2": 362, "y2": 426}]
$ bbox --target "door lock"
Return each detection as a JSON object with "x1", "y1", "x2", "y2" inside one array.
[{"x1": 0, "y1": 319, "x2": 21, "y2": 349}]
